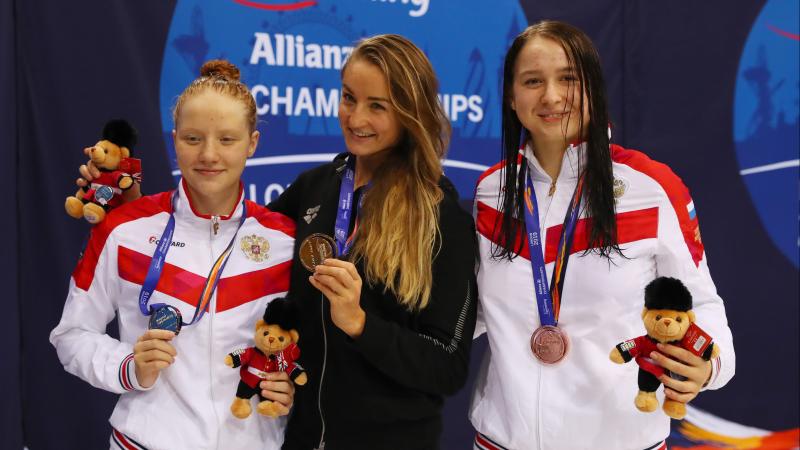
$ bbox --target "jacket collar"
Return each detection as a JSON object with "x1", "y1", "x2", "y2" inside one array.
[
  {"x1": 174, "y1": 178, "x2": 245, "y2": 223},
  {"x1": 523, "y1": 141, "x2": 587, "y2": 184}
]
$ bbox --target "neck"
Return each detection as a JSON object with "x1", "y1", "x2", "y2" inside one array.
[
  {"x1": 184, "y1": 182, "x2": 240, "y2": 217},
  {"x1": 532, "y1": 140, "x2": 568, "y2": 181},
  {"x1": 353, "y1": 153, "x2": 388, "y2": 189}
]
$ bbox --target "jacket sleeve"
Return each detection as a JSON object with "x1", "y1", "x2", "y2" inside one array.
[
  {"x1": 654, "y1": 186, "x2": 735, "y2": 391},
  {"x1": 352, "y1": 198, "x2": 479, "y2": 395},
  {"x1": 49, "y1": 230, "x2": 151, "y2": 393}
]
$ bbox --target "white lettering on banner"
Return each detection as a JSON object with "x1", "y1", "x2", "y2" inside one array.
[
  {"x1": 248, "y1": 183, "x2": 288, "y2": 204},
  {"x1": 371, "y1": 0, "x2": 430, "y2": 17},
  {"x1": 438, "y1": 94, "x2": 484, "y2": 122},
  {"x1": 250, "y1": 33, "x2": 354, "y2": 70},
  {"x1": 253, "y1": 86, "x2": 484, "y2": 123}
]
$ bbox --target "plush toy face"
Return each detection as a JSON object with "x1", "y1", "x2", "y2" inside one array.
[
  {"x1": 641, "y1": 308, "x2": 696, "y2": 343},
  {"x1": 89, "y1": 139, "x2": 130, "y2": 170},
  {"x1": 253, "y1": 320, "x2": 299, "y2": 355}
]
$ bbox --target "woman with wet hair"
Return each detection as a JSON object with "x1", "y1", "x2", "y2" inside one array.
[{"x1": 471, "y1": 20, "x2": 735, "y2": 450}]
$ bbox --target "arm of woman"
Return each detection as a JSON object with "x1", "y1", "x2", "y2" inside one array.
[
  {"x1": 311, "y1": 197, "x2": 478, "y2": 395},
  {"x1": 651, "y1": 181, "x2": 735, "y2": 401},
  {"x1": 50, "y1": 228, "x2": 155, "y2": 393}
]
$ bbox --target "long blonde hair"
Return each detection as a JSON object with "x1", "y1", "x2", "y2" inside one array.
[{"x1": 345, "y1": 34, "x2": 451, "y2": 311}]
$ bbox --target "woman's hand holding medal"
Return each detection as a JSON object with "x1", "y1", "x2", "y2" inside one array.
[
  {"x1": 651, "y1": 343, "x2": 713, "y2": 404},
  {"x1": 308, "y1": 258, "x2": 366, "y2": 338},
  {"x1": 133, "y1": 329, "x2": 177, "y2": 388}
]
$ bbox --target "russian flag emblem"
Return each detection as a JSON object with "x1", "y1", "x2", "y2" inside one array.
[{"x1": 686, "y1": 200, "x2": 696, "y2": 220}]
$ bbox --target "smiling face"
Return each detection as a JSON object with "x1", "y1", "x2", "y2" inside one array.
[
  {"x1": 338, "y1": 59, "x2": 403, "y2": 166},
  {"x1": 509, "y1": 36, "x2": 589, "y2": 149},
  {"x1": 173, "y1": 90, "x2": 258, "y2": 215}
]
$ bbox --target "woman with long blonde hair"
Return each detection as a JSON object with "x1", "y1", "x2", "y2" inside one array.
[{"x1": 268, "y1": 34, "x2": 477, "y2": 449}]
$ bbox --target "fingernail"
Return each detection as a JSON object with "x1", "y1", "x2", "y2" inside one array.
[{"x1": 650, "y1": 352, "x2": 658, "y2": 358}]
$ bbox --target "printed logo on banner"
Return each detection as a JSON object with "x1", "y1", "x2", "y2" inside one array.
[
  {"x1": 733, "y1": 0, "x2": 799, "y2": 268},
  {"x1": 160, "y1": 0, "x2": 526, "y2": 204}
]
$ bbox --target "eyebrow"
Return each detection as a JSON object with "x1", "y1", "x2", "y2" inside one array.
[
  {"x1": 518, "y1": 67, "x2": 576, "y2": 76},
  {"x1": 342, "y1": 83, "x2": 390, "y2": 102}
]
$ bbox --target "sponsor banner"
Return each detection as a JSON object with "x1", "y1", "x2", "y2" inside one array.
[{"x1": 160, "y1": 0, "x2": 527, "y2": 202}]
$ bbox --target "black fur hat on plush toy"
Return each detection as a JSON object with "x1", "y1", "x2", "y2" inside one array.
[
  {"x1": 263, "y1": 297, "x2": 300, "y2": 331},
  {"x1": 102, "y1": 119, "x2": 138, "y2": 151},
  {"x1": 644, "y1": 277, "x2": 692, "y2": 311}
]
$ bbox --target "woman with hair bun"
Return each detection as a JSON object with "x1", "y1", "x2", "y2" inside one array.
[
  {"x1": 471, "y1": 20, "x2": 735, "y2": 450},
  {"x1": 68, "y1": 34, "x2": 478, "y2": 450},
  {"x1": 52, "y1": 60, "x2": 297, "y2": 450}
]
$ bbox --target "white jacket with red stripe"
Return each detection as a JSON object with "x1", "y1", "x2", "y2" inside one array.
[
  {"x1": 470, "y1": 143, "x2": 734, "y2": 450},
  {"x1": 50, "y1": 180, "x2": 295, "y2": 450}
]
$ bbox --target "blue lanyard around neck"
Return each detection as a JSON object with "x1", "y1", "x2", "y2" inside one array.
[
  {"x1": 138, "y1": 188, "x2": 247, "y2": 325},
  {"x1": 334, "y1": 155, "x2": 367, "y2": 256}
]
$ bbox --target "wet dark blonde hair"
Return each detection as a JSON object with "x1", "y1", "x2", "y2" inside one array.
[
  {"x1": 172, "y1": 60, "x2": 258, "y2": 132},
  {"x1": 344, "y1": 34, "x2": 451, "y2": 311}
]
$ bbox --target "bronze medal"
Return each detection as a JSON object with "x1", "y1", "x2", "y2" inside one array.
[
  {"x1": 530, "y1": 325, "x2": 568, "y2": 364},
  {"x1": 299, "y1": 233, "x2": 338, "y2": 271}
]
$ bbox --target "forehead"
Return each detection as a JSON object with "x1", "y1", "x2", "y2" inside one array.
[
  {"x1": 342, "y1": 59, "x2": 389, "y2": 95},
  {"x1": 515, "y1": 36, "x2": 571, "y2": 73},
  {"x1": 177, "y1": 90, "x2": 249, "y2": 126}
]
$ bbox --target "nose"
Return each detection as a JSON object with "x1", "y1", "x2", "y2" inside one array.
[
  {"x1": 197, "y1": 140, "x2": 220, "y2": 164},
  {"x1": 346, "y1": 104, "x2": 369, "y2": 129},
  {"x1": 663, "y1": 319, "x2": 672, "y2": 326},
  {"x1": 541, "y1": 81, "x2": 564, "y2": 107},
  {"x1": 268, "y1": 337, "x2": 275, "y2": 343}
]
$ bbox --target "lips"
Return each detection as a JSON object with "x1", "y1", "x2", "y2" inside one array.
[
  {"x1": 539, "y1": 112, "x2": 570, "y2": 123},
  {"x1": 349, "y1": 128, "x2": 376, "y2": 139},
  {"x1": 195, "y1": 168, "x2": 225, "y2": 176}
]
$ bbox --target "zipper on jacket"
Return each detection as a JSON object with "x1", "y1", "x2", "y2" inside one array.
[
  {"x1": 315, "y1": 292, "x2": 328, "y2": 450},
  {"x1": 208, "y1": 224, "x2": 222, "y2": 449},
  {"x1": 211, "y1": 215, "x2": 220, "y2": 235},
  {"x1": 547, "y1": 180, "x2": 556, "y2": 196}
]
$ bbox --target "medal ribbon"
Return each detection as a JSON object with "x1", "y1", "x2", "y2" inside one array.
[
  {"x1": 334, "y1": 155, "x2": 367, "y2": 256},
  {"x1": 522, "y1": 162, "x2": 585, "y2": 326},
  {"x1": 138, "y1": 188, "x2": 247, "y2": 326}
]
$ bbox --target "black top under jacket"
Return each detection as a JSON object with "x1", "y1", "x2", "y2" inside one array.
[{"x1": 268, "y1": 153, "x2": 478, "y2": 450}]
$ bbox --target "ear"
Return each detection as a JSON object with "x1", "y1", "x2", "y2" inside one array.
[
  {"x1": 641, "y1": 308, "x2": 648, "y2": 320},
  {"x1": 255, "y1": 319, "x2": 265, "y2": 330},
  {"x1": 509, "y1": 97, "x2": 516, "y2": 111},
  {"x1": 687, "y1": 310, "x2": 696, "y2": 323},
  {"x1": 289, "y1": 329, "x2": 299, "y2": 344},
  {"x1": 171, "y1": 129, "x2": 177, "y2": 145},
  {"x1": 248, "y1": 130, "x2": 260, "y2": 158},
  {"x1": 120, "y1": 147, "x2": 130, "y2": 158}
]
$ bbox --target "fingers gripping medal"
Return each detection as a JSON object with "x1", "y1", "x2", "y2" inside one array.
[{"x1": 299, "y1": 233, "x2": 339, "y2": 271}]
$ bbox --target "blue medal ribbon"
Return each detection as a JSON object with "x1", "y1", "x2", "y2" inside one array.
[
  {"x1": 138, "y1": 187, "x2": 247, "y2": 327},
  {"x1": 334, "y1": 155, "x2": 366, "y2": 256},
  {"x1": 522, "y1": 161, "x2": 584, "y2": 327}
]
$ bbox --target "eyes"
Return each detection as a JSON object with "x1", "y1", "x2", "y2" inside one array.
[
  {"x1": 654, "y1": 315, "x2": 683, "y2": 323},
  {"x1": 341, "y1": 92, "x2": 387, "y2": 111},
  {"x1": 261, "y1": 330, "x2": 285, "y2": 342},
  {"x1": 520, "y1": 74, "x2": 579, "y2": 86},
  {"x1": 180, "y1": 134, "x2": 239, "y2": 145}
]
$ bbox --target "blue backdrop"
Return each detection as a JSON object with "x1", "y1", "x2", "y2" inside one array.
[{"x1": 5, "y1": 0, "x2": 798, "y2": 449}]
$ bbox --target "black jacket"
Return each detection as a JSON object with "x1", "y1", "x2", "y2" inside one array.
[{"x1": 268, "y1": 154, "x2": 478, "y2": 450}]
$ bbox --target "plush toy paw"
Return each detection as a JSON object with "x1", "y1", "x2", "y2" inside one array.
[
  {"x1": 257, "y1": 400, "x2": 281, "y2": 418},
  {"x1": 65, "y1": 197, "x2": 85, "y2": 219},
  {"x1": 634, "y1": 391, "x2": 658, "y2": 413},
  {"x1": 119, "y1": 175, "x2": 134, "y2": 190},
  {"x1": 83, "y1": 203, "x2": 106, "y2": 224},
  {"x1": 663, "y1": 399, "x2": 687, "y2": 419},
  {"x1": 710, "y1": 343, "x2": 721, "y2": 360},
  {"x1": 295, "y1": 372, "x2": 308, "y2": 386},
  {"x1": 230, "y1": 397, "x2": 252, "y2": 419},
  {"x1": 609, "y1": 348, "x2": 624, "y2": 364}
]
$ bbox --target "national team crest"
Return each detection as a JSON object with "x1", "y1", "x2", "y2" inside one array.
[
  {"x1": 240, "y1": 235, "x2": 269, "y2": 262},
  {"x1": 613, "y1": 176, "x2": 629, "y2": 199}
]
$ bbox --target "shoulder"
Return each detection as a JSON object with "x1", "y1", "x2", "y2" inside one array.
[
  {"x1": 292, "y1": 153, "x2": 348, "y2": 189},
  {"x1": 611, "y1": 144, "x2": 691, "y2": 202},
  {"x1": 245, "y1": 200, "x2": 296, "y2": 238},
  {"x1": 474, "y1": 154, "x2": 521, "y2": 196}
]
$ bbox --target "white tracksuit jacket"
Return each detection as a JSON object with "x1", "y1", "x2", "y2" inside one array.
[
  {"x1": 471, "y1": 143, "x2": 735, "y2": 450},
  {"x1": 50, "y1": 180, "x2": 295, "y2": 450}
]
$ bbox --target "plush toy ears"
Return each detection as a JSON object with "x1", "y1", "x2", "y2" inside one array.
[
  {"x1": 102, "y1": 119, "x2": 138, "y2": 153},
  {"x1": 289, "y1": 329, "x2": 299, "y2": 343},
  {"x1": 120, "y1": 147, "x2": 131, "y2": 158},
  {"x1": 254, "y1": 319, "x2": 265, "y2": 330}
]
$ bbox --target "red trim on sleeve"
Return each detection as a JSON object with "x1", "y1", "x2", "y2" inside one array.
[
  {"x1": 72, "y1": 192, "x2": 172, "y2": 291},
  {"x1": 543, "y1": 207, "x2": 659, "y2": 264},
  {"x1": 475, "y1": 154, "x2": 523, "y2": 187},
  {"x1": 245, "y1": 200, "x2": 296, "y2": 238},
  {"x1": 611, "y1": 144, "x2": 704, "y2": 266}
]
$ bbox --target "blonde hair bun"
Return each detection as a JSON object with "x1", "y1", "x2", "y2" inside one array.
[{"x1": 200, "y1": 59, "x2": 241, "y2": 81}]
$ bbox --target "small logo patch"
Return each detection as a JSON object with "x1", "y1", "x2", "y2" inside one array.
[
  {"x1": 613, "y1": 177, "x2": 629, "y2": 199},
  {"x1": 304, "y1": 205, "x2": 320, "y2": 224},
  {"x1": 241, "y1": 234, "x2": 270, "y2": 262}
]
